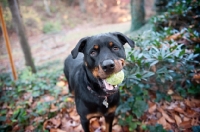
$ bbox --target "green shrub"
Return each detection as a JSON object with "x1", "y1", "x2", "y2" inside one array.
[
  {"x1": 42, "y1": 21, "x2": 61, "y2": 34},
  {"x1": 116, "y1": 1, "x2": 200, "y2": 130},
  {"x1": 116, "y1": 29, "x2": 199, "y2": 131},
  {"x1": 152, "y1": 0, "x2": 200, "y2": 32},
  {"x1": 0, "y1": 0, "x2": 8, "y2": 7}
]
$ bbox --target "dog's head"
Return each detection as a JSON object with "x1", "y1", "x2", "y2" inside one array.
[{"x1": 71, "y1": 32, "x2": 134, "y2": 92}]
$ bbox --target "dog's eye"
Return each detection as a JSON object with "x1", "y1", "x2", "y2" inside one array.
[
  {"x1": 90, "y1": 51, "x2": 97, "y2": 56},
  {"x1": 113, "y1": 46, "x2": 119, "y2": 51}
]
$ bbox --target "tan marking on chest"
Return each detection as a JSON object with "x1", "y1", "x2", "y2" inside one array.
[
  {"x1": 86, "y1": 112, "x2": 102, "y2": 120},
  {"x1": 107, "y1": 105, "x2": 117, "y2": 114}
]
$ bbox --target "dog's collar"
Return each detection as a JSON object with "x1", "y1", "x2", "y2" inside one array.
[
  {"x1": 87, "y1": 86, "x2": 118, "y2": 98},
  {"x1": 87, "y1": 86, "x2": 118, "y2": 108}
]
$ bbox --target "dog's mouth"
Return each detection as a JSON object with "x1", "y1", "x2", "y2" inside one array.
[{"x1": 98, "y1": 78, "x2": 118, "y2": 94}]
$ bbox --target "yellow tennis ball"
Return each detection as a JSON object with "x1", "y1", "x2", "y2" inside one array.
[{"x1": 106, "y1": 70, "x2": 124, "y2": 85}]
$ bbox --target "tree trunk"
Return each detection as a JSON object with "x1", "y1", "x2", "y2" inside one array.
[
  {"x1": 43, "y1": 0, "x2": 52, "y2": 16},
  {"x1": 130, "y1": 0, "x2": 145, "y2": 31},
  {"x1": 78, "y1": 0, "x2": 86, "y2": 13},
  {"x1": 8, "y1": 0, "x2": 36, "y2": 73}
]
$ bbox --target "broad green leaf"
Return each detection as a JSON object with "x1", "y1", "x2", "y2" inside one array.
[
  {"x1": 142, "y1": 71, "x2": 155, "y2": 78},
  {"x1": 0, "y1": 116, "x2": 6, "y2": 122},
  {"x1": 132, "y1": 100, "x2": 148, "y2": 118}
]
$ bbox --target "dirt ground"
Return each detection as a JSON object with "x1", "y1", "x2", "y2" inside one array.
[{"x1": 0, "y1": 22, "x2": 130, "y2": 73}]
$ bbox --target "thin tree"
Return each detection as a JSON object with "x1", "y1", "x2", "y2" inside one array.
[
  {"x1": 130, "y1": 0, "x2": 145, "y2": 31},
  {"x1": 43, "y1": 0, "x2": 52, "y2": 16},
  {"x1": 8, "y1": 0, "x2": 36, "y2": 73},
  {"x1": 78, "y1": 0, "x2": 86, "y2": 13}
]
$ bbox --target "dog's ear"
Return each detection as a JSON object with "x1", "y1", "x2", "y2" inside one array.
[
  {"x1": 71, "y1": 37, "x2": 89, "y2": 59},
  {"x1": 112, "y1": 32, "x2": 135, "y2": 48}
]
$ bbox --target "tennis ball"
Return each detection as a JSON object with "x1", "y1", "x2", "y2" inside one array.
[{"x1": 106, "y1": 70, "x2": 124, "y2": 85}]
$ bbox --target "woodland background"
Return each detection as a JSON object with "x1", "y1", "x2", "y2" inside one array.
[{"x1": 0, "y1": 0, "x2": 200, "y2": 132}]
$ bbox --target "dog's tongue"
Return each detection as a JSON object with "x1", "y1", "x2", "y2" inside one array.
[{"x1": 103, "y1": 80, "x2": 114, "y2": 90}]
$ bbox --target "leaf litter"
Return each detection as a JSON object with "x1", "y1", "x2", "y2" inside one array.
[
  {"x1": 41, "y1": 75, "x2": 200, "y2": 132},
  {"x1": 0, "y1": 74, "x2": 199, "y2": 132}
]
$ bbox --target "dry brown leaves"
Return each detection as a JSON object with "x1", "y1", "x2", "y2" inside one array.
[
  {"x1": 42, "y1": 104, "x2": 123, "y2": 132},
  {"x1": 143, "y1": 96, "x2": 200, "y2": 131},
  {"x1": 36, "y1": 75, "x2": 200, "y2": 132},
  {"x1": 4, "y1": 74, "x2": 199, "y2": 132},
  {"x1": 165, "y1": 31, "x2": 200, "y2": 49}
]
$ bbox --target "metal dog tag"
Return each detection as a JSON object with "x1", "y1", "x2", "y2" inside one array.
[{"x1": 103, "y1": 97, "x2": 108, "y2": 108}]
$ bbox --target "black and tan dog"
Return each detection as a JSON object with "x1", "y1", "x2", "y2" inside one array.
[{"x1": 64, "y1": 32, "x2": 134, "y2": 132}]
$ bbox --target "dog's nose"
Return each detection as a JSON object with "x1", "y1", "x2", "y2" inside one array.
[{"x1": 101, "y1": 59, "x2": 115, "y2": 72}]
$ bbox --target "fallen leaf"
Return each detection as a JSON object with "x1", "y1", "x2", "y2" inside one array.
[
  {"x1": 171, "y1": 95, "x2": 184, "y2": 100},
  {"x1": 12, "y1": 125, "x2": 21, "y2": 132},
  {"x1": 183, "y1": 116, "x2": 190, "y2": 122},
  {"x1": 43, "y1": 95, "x2": 55, "y2": 102},
  {"x1": 61, "y1": 86, "x2": 69, "y2": 95},
  {"x1": 61, "y1": 117, "x2": 80, "y2": 132},
  {"x1": 157, "y1": 107, "x2": 175, "y2": 123},
  {"x1": 167, "y1": 89, "x2": 174, "y2": 95},
  {"x1": 34, "y1": 117, "x2": 44, "y2": 125},
  {"x1": 25, "y1": 125, "x2": 34, "y2": 131},
  {"x1": 121, "y1": 126, "x2": 130, "y2": 132},
  {"x1": 23, "y1": 92, "x2": 33, "y2": 105},
  {"x1": 190, "y1": 98, "x2": 200, "y2": 107},
  {"x1": 58, "y1": 75, "x2": 66, "y2": 81},
  {"x1": 157, "y1": 116, "x2": 171, "y2": 130},
  {"x1": 191, "y1": 37, "x2": 200, "y2": 43},
  {"x1": 148, "y1": 103, "x2": 157, "y2": 114},
  {"x1": 156, "y1": 112, "x2": 162, "y2": 119},
  {"x1": 179, "y1": 121, "x2": 191, "y2": 129},
  {"x1": 174, "y1": 114, "x2": 182, "y2": 126},
  {"x1": 191, "y1": 118, "x2": 199, "y2": 126},
  {"x1": 73, "y1": 124, "x2": 83, "y2": 132},
  {"x1": 94, "y1": 127, "x2": 103, "y2": 132},
  {"x1": 57, "y1": 81, "x2": 66, "y2": 87},
  {"x1": 2, "y1": 103, "x2": 9, "y2": 109},
  {"x1": 66, "y1": 97, "x2": 74, "y2": 102},
  {"x1": 165, "y1": 33, "x2": 181, "y2": 40},
  {"x1": 185, "y1": 108, "x2": 197, "y2": 118},
  {"x1": 43, "y1": 115, "x2": 62, "y2": 130},
  {"x1": 50, "y1": 128, "x2": 66, "y2": 132},
  {"x1": 151, "y1": 65, "x2": 156, "y2": 72},
  {"x1": 167, "y1": 102, "x2": 178, "y2": 110},
  {"x1": 174, "y1": 107, "x2": 185, "y2": 114},
  {"x1": 69, "y1": 109, "x2": 80, "y2": 121},
  {"x1": 50, "y1": 104, "x2": 58, "y2": 112},
  {"x1": 112, "y1": 125, "x2": 122, "y2": 132}
]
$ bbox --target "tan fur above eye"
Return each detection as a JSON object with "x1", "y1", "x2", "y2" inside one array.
[
  {"x1": 109, "y1": 42, "x2": 113, "y2": 47},
  {"x1": 93, "y1": 45, "x2": 99, "y2": 50}
]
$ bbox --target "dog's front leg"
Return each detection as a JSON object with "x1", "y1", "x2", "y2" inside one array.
[
  {"x1": 104, "y1": 113, "x2": 115, "y2": 132},
  {"x1": 80, "y1": 117, "x2": 90, "y2": 132}
]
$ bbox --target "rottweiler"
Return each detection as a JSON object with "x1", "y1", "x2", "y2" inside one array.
[{"x1": 64, "y1": 32, "x2": 134, "y2": 132}]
